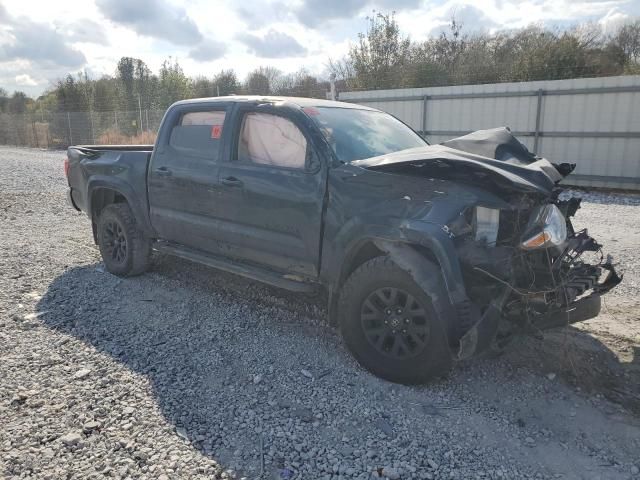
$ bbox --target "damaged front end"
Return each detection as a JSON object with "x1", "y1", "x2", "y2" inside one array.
[
  {"x1": 454, "y1": 195, "x2": 622, "y2": 359},
  {"x1": 356, "y1": 127, "x2": 622, "y2": 360}
]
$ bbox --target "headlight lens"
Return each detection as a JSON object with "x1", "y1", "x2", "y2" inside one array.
[{"x1": 521, "y1": 204, "x2": 567, "y2": 250}]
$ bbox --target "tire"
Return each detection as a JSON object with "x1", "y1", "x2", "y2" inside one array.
[
  {"x1": 339, "y1": 256, "x2": 453, "y2": 384},
  {"x1": 97, "y1": 203, "x2": 151, "y2": 277}
]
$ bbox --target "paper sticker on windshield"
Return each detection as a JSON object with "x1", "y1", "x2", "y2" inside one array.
[
  {"x1": 302, "y1": 107, "x2": 320, "y2": 116},
  {"x1": 211, "y1": 125, "x2": 222, "y2": 139}
]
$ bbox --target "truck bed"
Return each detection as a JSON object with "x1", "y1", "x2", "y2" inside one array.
[{"x1": 66, "y1": 146, "x2": 153, "y2": 222}]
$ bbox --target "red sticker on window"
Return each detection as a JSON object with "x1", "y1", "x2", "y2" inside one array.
[
  {"x1": 211, "y1": 125, "x2": 222, "y2": 139},
  {"x1": 302, "y1": 106, "x2": 320, "y2": 116}
]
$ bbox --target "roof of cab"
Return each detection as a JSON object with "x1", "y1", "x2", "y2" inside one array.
[{"x1": 172, "y1": 95, "x2": 378, "y2": 111}]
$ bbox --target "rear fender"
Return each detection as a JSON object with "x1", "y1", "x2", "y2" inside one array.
[{"x1": 87, "y1": 177, "x2": 154, "y2": 237}]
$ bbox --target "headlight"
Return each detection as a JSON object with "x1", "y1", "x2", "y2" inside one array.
[
  {"x1": 474, "y1": 206, "x2": 500, "y2": 244},
  {"x1": 521, "y1": 204, "x2": 567, "y2": 250}
]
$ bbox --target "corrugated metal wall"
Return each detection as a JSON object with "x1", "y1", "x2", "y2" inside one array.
[{"x1": 339, "y1": 76, "x2": 640, "y2": 190}]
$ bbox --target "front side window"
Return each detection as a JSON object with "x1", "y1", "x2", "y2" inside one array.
[
  {"x1": 237, "y1": 112, "x2": 307, "y2": 169},
  {"x1": 304, "y1": 106, "x2": 426, "y2": 163},
  {"x1": 169, "y1": 110, "x2": 226, "y2": 157}
]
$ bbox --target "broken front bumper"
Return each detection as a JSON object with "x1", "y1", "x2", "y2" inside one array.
[
  {"x1": 529, "y1": 261, "x2": 621, "y2": 330},
  {"x1": 457, "y1": 237, "x2": 622, "y2": 360}
]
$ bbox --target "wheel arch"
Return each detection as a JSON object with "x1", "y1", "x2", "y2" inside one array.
[
  {"x1": 328, "y1": 237, "x2": 452, "y2": 325},
  {"x1": 87, "y1": 178, "x2": 154, "y2": 242}
]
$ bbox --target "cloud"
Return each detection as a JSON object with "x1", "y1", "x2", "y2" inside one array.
[
  {"x1": 0, "y1": 12, "x2": 86, "y2": 67},
  {"x1": 599, "y1": 7, "x2": 631, "y2": 34},
  {"x1": 189, "y1": 42, "x2": 227, "y2": 61},
  {"x1": 96, "y1": 0, "x2": 203, "y2": 46},
  {"x1": 64, "y1": 19, "x2": 110, "y2": 44},
  {"x1": 294, "y1": 0, "x2": 423, "y2": 27},
  {"x1": 15, "y1": 74, "x2": 38, "y2": 86},
  {"x1": 236, "y1": 2, "x2": 291, "y2": 29},
  {"x1": 238, "y1": 29, "x2": 307, "y2": 58},
  {"x1": 295, "y1": 0, "x2": 367, "y2": 26},
  {"x1": 446, "y1": 4, "x2": 500, "y2": 32}
]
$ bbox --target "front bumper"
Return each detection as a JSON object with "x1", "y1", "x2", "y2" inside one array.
[
  {"x1": 528, "y1": 261, "x2": 621, "y2": 330},
  {"x1": 456, "y1": 230, "x2": 622, "y2": 359}
]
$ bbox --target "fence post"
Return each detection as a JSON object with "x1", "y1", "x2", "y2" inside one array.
[
  {"x1": 533, "y1": 89, "x2": 544, "y2": 154},
  {"x1": 138, "y1": 95, "x2": 143, "y2": 136},
  {"x1": 422, "y1": 95, "x2": 428, "y2": 139},
  {"x1": 32, "y1": 119, "x2": 37, "y2": 148},
  {"x1": 146, "y1": 109, "x2": 149, "y2": 131},
  {"x1": 89, "y1": 110, "x2": 95, "y2": 143},
  {"x1": 67, "y1": 112, "x2": 73, "y2": 146},
  {"x1": 114, "y1": 111, "x2": 118, "y2": 131}
]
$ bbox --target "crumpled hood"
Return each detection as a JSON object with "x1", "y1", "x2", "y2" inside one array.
[{"x1": 352, "y1": 127, "x2": 572, "y2": 196}]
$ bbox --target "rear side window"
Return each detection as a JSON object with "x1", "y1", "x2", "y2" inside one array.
[
  {"x1": 169, "y1": 110, "x2": 226, "y2": 157},
  {"x1": 237, "y1": 112, "x2": 307, "y2": 169},
  {"x1": 181, "y1": 111, "x2": 226, "y2": 126}
]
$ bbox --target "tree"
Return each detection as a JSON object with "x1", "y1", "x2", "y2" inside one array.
[
  {"x1": 272, "y1": 68, "x2": 325, "y2": 98},
  {"x1": 246, "y1": 69, "x2": 271, "y2": 95},
  {"x1": 214, "y1": 70, "x2": 239, "y2": 96},
  {"x1": 192, "y1": 76, "x2": 215, "y2": 97},
  {"x1": 54, "y1": 75, "x2": 88, "y2": 112},
  {"x1": 334, "y1": 12, "x2": 412, "y2": 89},
  {"x1": 93, "y1": 76, "x2": 119, "y2": 112},
  {"x1": 611, "y1": 20, "x2": 640, "y2": 65},
  {"x1": 116, "y1": 57, "x2": 157, "y2": 111},
  {"x1": 8, "y1": 91, "x2": 30, "y2": 113},
  {"x1": 0, "y1": 88, "x2": 8, "y2": 113},
  {"x1": 116, "y1": 57, "x2": 136, "y2": 111},
  {"x1": 157, "y1": 58, "x2": 192, "y2": 109}
]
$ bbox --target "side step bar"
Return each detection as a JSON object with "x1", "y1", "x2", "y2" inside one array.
[{"x1": 154, "y1": 242, "x2": 317, "y2": 293}]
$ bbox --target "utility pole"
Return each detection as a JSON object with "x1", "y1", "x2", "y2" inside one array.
[
  {"x1": 217, "y1": 85, "x2": 220, "y2": 97},
  {"x1": 137, "y1": 94, "x2": 143, "y2": 135}
]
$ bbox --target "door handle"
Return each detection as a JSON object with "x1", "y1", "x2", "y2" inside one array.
[
  {"x1": 221, "y1": 176, "x2": 243, "y2": 187},
  {"x1": 155, "y1": 167, "x2": 172, "y2": 177}
]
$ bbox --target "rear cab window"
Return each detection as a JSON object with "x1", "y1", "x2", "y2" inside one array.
[
  {"x1": 169, "y1": 109, "x2": 227, "y2": 159},
  {"x1": 236, "y1": 112, "x2": 308, "y2": 169}
]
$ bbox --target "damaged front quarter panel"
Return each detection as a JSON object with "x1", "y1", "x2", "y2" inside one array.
[{"x1": 338, "y1": 127, "x2": 622, "y2": 362}]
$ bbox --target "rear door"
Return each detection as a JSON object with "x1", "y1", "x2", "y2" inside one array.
[
  {"x1": 215, "y1": 105, "x2": 328, "y2": 278},
  {"x1": 148, "y1": 103, "x2": 230, "y2": 252}
]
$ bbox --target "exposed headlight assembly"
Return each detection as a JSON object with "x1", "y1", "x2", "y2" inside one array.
[
  {"x1": 521, "y1": 204, "x2": 567, "y2": 250},
  {"x1": 474, "y1": 206, "x2": 500, "y2": 245}
]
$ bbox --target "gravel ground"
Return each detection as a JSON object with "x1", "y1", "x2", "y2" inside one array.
[{"x1": 1, "y1": 146, "x2": 639, "y2": 480}]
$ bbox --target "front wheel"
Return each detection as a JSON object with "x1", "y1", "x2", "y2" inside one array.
[
  {"x1": 97, "y1": 203, "x2": 151, "y2": 277},
  {"x1": 339, "y1": 256, "x2": 452, "y2": 384}
]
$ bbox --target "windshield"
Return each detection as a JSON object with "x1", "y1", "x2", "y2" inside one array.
[{"x1": 304, "y1": 106, "x2": 427, "y2": 162}]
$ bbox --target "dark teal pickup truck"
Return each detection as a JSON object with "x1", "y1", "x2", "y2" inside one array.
[{"x1": 65, "y1": 96, "x2": 620, "y2": 383}]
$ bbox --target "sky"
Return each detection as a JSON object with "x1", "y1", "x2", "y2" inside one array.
[{"x1": 0, "y1": 0, "x2": 639, "y2": 97}]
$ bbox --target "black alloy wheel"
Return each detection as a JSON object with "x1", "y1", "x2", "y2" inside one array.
[
  {"x1": 102, "y1": 220, "x2": 128, "y2": 265},
  {"x1": 360, "y1": 287, "x2": 431, "y2": 359}
]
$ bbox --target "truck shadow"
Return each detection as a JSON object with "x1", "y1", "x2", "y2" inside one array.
[
  {"x1": 35, "y1": 259, "x2": 339, "y2": 478},
  {"x1": 36, "y1": 258, "x2": 639, "y2": 477},
  {"x1": 496, "y1": 325, "x2": 640, "y2": 414}
]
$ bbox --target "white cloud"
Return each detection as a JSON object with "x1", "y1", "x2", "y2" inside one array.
[
  {"x1": 599, "y1": 7, "x2": 631, "y2": 34},
  {"x1": 0, "y1": 0, "x2": 637, "y2": 96},
  {"x1": 15, "y1": 74, "x2": 38, "y2": 86}
]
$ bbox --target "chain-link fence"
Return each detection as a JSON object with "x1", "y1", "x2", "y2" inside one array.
[{"x1": 0, "y1": 110, "x2": 166, "y2": 148}]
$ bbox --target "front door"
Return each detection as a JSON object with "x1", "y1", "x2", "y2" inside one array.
[{"x1": 215, "y1": 106, "x2": 327, "y2": 279}]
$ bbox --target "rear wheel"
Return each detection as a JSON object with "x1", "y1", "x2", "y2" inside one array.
[
  {"x1": 97, "y1": 203, "x2": 151, "y2": 277},
  {"x1": 339, "y1": 256, "x2": 452, "y2": 384}
]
